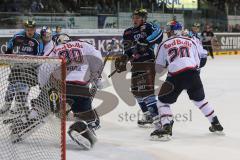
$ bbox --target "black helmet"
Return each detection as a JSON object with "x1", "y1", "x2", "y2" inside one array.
[
  {"x1": 24, "y1": 19, "x2": 36, "y2": 28},
  {"x1": 133, "y1": 8, "x2": 148, "y2": 19}
]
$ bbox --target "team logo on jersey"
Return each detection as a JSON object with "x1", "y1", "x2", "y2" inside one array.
[
  {"x1": 141, "y1": 32, "x2": 147, "y2": 38},
  {"x1": 21, "y1": 46, "x2": 33, "y2": 52},
  {"x1": 28, "y1": 41, "x2": 34, "y2": 46}
]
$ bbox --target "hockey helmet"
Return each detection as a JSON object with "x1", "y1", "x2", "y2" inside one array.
[
  {"x1": 40, "y1": 26, "x2": 52, "y2": 42},
  {"x1": 55, "y1": 34, "x2": 71, "y2": 45},
  {"x1": 166, "y1": 20, "x2": 183, "y2": 36},
  {"x1": 133, "y1": 8, "x2": 148, "y2": 19},
  {"x1": 24, "y1": 19, "x2": 36, "y2": 28}
]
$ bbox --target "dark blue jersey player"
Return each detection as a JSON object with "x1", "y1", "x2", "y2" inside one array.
[
  {"x1": 5, "y1": 19, "x2": 43, "y2": 55},
  {"x1": 1, "y1": 19, "x2": 44, "y2": 129},
  {"x1": 115, "y1": 8, "x2": 163, "y2": 128}
]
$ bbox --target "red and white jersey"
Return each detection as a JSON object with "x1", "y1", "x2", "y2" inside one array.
[
  {"x1": 48, "y1": 40, "x2": 103, "y2": 84},
  {"x1": 156, "y1": 35, "x2": 205, "y2": 76},
  {"x1": 43, "y1": 40, "x2": 55, "y2": 56}
]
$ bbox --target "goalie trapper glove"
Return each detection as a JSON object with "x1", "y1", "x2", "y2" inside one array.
[
  {"x1": 68, "y1": 120, "x2": 97, "y2": 150},
  {"x1": 115, "y1": 54, "x2": 128, "y2": 73}
]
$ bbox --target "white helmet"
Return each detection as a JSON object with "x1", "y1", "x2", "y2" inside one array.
[
  {"x1": 55, "y1": 34, "x2": 71, "y2": 45},
  {"x1": 40, "y1": 26, "x2": 52, "y2": 42}
]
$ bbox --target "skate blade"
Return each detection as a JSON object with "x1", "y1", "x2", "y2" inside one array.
[
  {"x1": 138, "y1": 124, "x2": 153, "y2": 128},
  {"x1": 69, "y1": 130, "x2": 91, "y2": 150},
  {"x1": 150, "y1": 135, "x2": 171, "y2": 141},
  {"x1": 211, "y1": 131, "x2": 225, "y2": 136}
]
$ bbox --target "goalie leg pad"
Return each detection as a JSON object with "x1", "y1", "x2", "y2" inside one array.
[
  {"x1": 68, "y1": 120, "x2": 97, "y2": 150},
  {"x1": 73, "y1": 109, "x2": 100, "y2": 130},
  {"x1": 67, "y1": 96, "x2": 92, "y2": 113}
]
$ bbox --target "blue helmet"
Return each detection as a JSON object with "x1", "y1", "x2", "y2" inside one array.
[
  {"x1": 166, "y1": 20, "x2": 182, "y2": 31},
  {"x1": 166, "y1": 20, "x2": 183, "y2": 36}
]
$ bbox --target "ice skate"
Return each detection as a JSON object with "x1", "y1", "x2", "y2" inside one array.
[
  {"x1": 209, "y1": 116, "x2": 224, "y2": 133},
  {"x1": 150, "y1": 121, "x2": 174, "y2": 141},
  {"x1": 137, "y1": 111, "x2": 153, "y2": 128}
]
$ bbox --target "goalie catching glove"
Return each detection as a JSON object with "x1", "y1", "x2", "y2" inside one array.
[{"x1": 115, "y1": 54, "x2": 129, "y2": 73}]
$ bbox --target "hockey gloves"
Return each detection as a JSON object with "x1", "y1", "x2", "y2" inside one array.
[{"x1": 115, "y1": 54, "x2": 129, "y2": 73}]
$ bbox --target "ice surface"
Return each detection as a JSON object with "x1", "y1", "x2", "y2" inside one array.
[
  {"x1": 1, "y1": 55, "x2": 239, "y2": 160},
  {"x1": 67, "y1": 56, "x2": 240, "y2": 160}
]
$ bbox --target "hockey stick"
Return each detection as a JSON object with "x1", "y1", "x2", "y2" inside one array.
[{"x1": 108, "y1": 69, "x2": 117, "y2": 78}]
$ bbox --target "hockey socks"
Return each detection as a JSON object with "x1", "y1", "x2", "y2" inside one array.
[{"x1": 193, "y1": 100, "x2": 223, "y2": 132}]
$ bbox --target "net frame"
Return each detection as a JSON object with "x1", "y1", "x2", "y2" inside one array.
[{"x1": 0, "y1": 54, "x2": 66, "y2": 160}]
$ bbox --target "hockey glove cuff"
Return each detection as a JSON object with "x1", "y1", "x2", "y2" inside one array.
[{"x1": 115, "y1": 54, "x2": 129, "y2": 73}]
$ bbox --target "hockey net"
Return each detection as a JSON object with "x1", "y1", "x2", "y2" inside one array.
[{"x1": 0, "y1": 54, "x2": 66, "y2": 160}]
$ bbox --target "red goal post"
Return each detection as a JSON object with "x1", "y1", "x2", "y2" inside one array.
[{"x1": 0, "y1": 54, "x2": 66, "y2": 160}]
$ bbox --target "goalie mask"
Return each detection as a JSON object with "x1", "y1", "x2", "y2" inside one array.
[
  {"x1": 55, "y1": 34, "x2": 71, "y2": 45},
  {"x1": 40, "y1": 26, "x2": 52, "y2": 42}
]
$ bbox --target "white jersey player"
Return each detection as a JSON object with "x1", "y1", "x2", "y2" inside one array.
[
  {"x1": 49, "y1": 35, "x2": 103, "y2": 85},
  {"x1": 10, "y1": 34, "x2": 103, "y2": 149},
  {"x1": 151, "y1": 20, "x2": 223, "y2": 140},
  {"x1": 48, "y1": 34, "x2": 103, "y2": 149}
]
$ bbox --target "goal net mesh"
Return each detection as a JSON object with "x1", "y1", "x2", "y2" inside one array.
[{"x1": 0, "y1": 55, "x2": 66, "y2": 160}]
